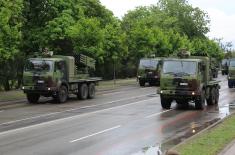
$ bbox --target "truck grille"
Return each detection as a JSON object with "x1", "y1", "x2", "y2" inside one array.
[{"x1": 162, "y1": 78, "x2": 198, "y2": 91}]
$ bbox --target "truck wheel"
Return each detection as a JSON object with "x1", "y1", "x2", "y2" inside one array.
[
  {"x1": 195, "y1": 90, "x2": 205, "y2": 110},
  {"x1": 160, "y1": 95, "x2": 172, "y2": 109},
  {"x1": 207, "y1": 88, "x2": 216, "y2": 105},
  {"x1": 56, "y1": 85, "x2": 68, "y2": 103},
  {"x1": 88, "y1": 83, "x2": 96, "y2": 99},
  {"x1": 27, "y1": 93, "x2": 40, "y2": 104},
  {"x1": 139, "y1": 80, "x2": 145, "y2": 87},
  {"x1": 78, "y1": 84, "x2": 88, "y2": 100}
]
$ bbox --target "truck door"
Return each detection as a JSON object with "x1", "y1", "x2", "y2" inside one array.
[{"x1": 55, "y1": 61, "x2": 68, "y2": 81}]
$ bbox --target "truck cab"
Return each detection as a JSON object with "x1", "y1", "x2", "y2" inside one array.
[
  {"x1": 137, "y1": 58, "x2": 161, "y2": 86},
  {"x1": 23, "y1": 57, "x2": 67, "y2": 95},
  {"x1": 159, "y1": 51, "x2": 220, "y2": 110}
]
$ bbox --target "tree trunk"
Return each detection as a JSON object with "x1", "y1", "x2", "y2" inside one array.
[{"x1": 4, "y1": 78, "x2": 10, "y2": 91}]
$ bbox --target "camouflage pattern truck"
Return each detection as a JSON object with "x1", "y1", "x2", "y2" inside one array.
[
  {"x1": 228, "y1": 58, "x2": 235, "y2": 88},
  {"x1": 137, "y1": 58, "x2": 161, "y2": 86},
  {"x1": 22, "y1": 53, "x2": 101, "y2": 103},
  {"x1": 158, "y1": 51, "x2": 220, "y2": 110}
]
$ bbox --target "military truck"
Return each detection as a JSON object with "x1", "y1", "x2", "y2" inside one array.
[
  {"x1": 22, "y1": 53, "x2": 101, "y2": 103},
  {"x1": 221, "y1": 59, "x2": 229, "y2": 75},
  {"x1": 137, "y1": 58, "x2": 161, "y2": 86},
  {"x1": 228, "y1": 58, "x2": 235, "y2": 88},
  {"x1": 158, "y1": 51, "x2": 220, "y2": 110}
]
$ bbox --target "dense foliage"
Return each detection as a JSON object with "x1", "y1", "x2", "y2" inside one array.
[{"x1": 0, "y1": 0, "x2": 229, "y2": 90}]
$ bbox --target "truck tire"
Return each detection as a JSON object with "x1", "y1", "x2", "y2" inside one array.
[
  {"x1": 88, "y1": 83, "x2": 96, "y2": 99},
  {"x1": 207, "y1": 87, "x2": 216, "y2": 105},
  {"x1": 56, "y1": 85, "x2": 68, "y2": 103},
  {"x1": 27, "y1": 93, "x2": 40, "y2": 103},
  {"x1": 195, "y1": 90, "x2": 205, "y2": 110},
  {"x1": 160, "y1": 95, "x2": 172, "y2": 109},
  {"x1": 139, "y1": 80, "x2": 145, "y2": 87},
  {"x1": 78, "y1": 83, "x2": 88, "y2": 100}
]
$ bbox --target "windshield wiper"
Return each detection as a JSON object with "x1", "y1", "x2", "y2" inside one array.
[
  {"x1": 142, "y1": 65, "x2": 155, "y2": 69},
  {"x1": 164, "y1": 72, "x2": 175, "y2": 75}
]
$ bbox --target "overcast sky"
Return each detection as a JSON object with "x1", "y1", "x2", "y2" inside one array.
[{"x1": 100, "y1": 0, "x2": 235, "y2": 48}]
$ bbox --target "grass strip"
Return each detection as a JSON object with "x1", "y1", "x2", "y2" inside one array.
[
  {"x1": 0, "y1": 90, "x2": 25, "y2": 101},
  {"x1": 176, "y1": 114, "x2": 235, "y2": 155}
]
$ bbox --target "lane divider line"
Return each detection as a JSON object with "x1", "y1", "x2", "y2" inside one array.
[
  {"x1": 0, "y1": 94, "x2": 155, "y2": 126},
  {"x1": 70, "y1": 125, "x2": 121, "y2": 143},
  {"x1": 0, "y1": 98, "x2": 156, "y2": 136},
  {"x1": 101, "y1": 91, "x2": 124, "y2": 96},
  {"x1": 145, "y1": 109, "x2": 173, "y2": 119}
]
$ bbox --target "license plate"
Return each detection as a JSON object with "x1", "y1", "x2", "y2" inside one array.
[
  {"x1": 38, "y1": 80, "x2": 44, "y2": 84},
  {"x1": 180, "y1": 83, "x2": 188, "y2": 86}
]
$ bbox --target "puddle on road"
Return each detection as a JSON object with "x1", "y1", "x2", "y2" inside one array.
[
  {"x1": 132, "y1": 100, "x2": 235, "y2": 155},
  {"x1": 131, "y1": 118, "x2": 221, "y2": 155},
  {"x1": 132, "y1": 145, "x2": 162, "y2": 155}
]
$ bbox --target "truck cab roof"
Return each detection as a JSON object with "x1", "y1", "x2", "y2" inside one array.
[{"x1": 162, "y1": 58, "x2": 202, "y2": 62}]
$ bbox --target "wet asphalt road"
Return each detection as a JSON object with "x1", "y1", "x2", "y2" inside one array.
[{"x1": 0, "y1": 74, "x2": 235, "y2": 155}]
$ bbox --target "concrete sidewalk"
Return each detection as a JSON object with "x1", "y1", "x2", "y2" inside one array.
[{"x1": 219, "y1": 140, "x2": 235, "y2": 155}]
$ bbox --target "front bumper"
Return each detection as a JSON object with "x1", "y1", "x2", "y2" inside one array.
[
  {"x1": 138, "y1": 77, "x2": 160, "y2": 82},
  {"x1": 22, "y1": 86, "x2": 58, "y2": 94},
  {"x1": 158, "y1": 89, "x2": 200, "y2": 99}
]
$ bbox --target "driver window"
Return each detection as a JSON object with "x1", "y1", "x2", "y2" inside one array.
[{"x1": 55, "y1": 61, "x2": 65, "y2": 72}]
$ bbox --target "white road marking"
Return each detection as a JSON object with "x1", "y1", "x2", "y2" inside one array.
[
  {"x1": 70, "y1": 125, "x2": 121, "y2": 143},
  {"x1": 101, "y1": 91, "x2": 123, "y2": 96},
  {"x1": 0, "y1": 94, "x2": 154, "y2": 126},
  {"x1": 145, "y1": 110, "x2": 172, "y2": 119},
  {"x1": 0, "y1": 110, "x2": 4, "y2": 113},
  {"x1": 0, "y1": 98, "x2": 156, "y2": 136}
]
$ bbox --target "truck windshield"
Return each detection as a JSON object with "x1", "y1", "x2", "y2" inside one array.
[
  {"x1": 139, "y1": 59, "x2": 159, "y2": 69},
  {"x1": 25, "y1": 60, "x2": 53, "y2": 72},
  {"x1": 229, "y1": 60, "x2": 235, "y2": 67},
  {"x1": 163, "y1": 60, "x2": 197, "y2": 76}
]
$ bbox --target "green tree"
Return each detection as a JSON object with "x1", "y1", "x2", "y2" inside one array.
[
  {"x1": 0, "y1": 0, "x2": 23, "y2": 90},
  {"x1": 157, "y1": 0, "x2": 210, "y2": 38}
]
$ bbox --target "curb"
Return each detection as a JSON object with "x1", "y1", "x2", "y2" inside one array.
[
  {"x1": 218, "y1": 139, "x2": 235, "y2": 155},
  {"x1": 170, "y1": 111, "x2": 235, "y2": 152}
]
